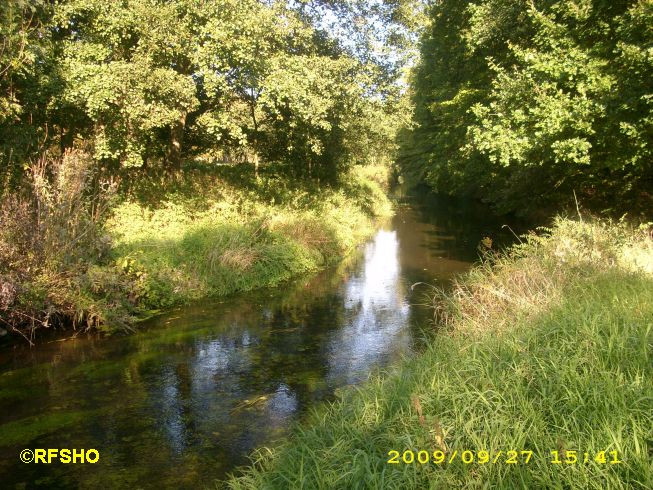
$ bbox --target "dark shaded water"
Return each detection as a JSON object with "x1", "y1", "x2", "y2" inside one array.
[{"x1": 0, "y1": 192, "x2": 515, "y2": 488}]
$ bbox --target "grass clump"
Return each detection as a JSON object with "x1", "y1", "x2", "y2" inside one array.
[
  {"x1": 224, "y1": 218, "x2": 653, "y2": 489},
  {"x1": 432, "y1": 217, "x2": 653, "y2": 335}
]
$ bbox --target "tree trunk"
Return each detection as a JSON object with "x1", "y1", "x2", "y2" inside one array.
[
  {"x1": 60, "y1": 126, "x2": 74, "y2": 153},
  {"x1": 168, "y1": 112, "x2": 187, "y2": 170},
  {"x1": 248, "y1": 90, "x2": 260, "y2": 178}
]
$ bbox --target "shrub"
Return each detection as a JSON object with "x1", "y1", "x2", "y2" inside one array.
[{"x1": 0, "y1": 150, "x2": 123, "y2": 339}]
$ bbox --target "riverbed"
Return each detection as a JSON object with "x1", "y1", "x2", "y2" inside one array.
[{"x1": 0, "y1": 192, "x2": 514, "y2": 488}]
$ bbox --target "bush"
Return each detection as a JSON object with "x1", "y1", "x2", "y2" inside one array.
[{"x1": 0, "y1": 150, "x2": 126, "y2": 339}]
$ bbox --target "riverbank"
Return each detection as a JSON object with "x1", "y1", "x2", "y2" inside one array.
[
  {"x1": 225, "y1": 217, "x2": 653, "y2": 489},
  {"x1": 0, "y1": 190, "x2": 483, "y2": 489},
  {"x1": 0, "y1": 158, "x2": 392, "y2": 339},
  {"x1": 108, "y1": 163, "x2": 392, "y2": 312}
]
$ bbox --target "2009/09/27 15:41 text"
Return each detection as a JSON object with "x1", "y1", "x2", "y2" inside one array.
[{"x1": 387, "y1": 449, "x2": 623, "y2": 465}]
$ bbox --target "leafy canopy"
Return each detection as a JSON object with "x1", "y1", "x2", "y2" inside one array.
[{"x1": 401, "y1": 0, "x2": 653, "y2": 215}]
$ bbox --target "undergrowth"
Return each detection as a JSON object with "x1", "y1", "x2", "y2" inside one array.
[
  {"x1": 0, "y1": 157, "x2": 392, "y2": 339},
  {"x1": 224, "y1": 218, "x2": 653, "y2": 489},
  {"x1": 108, "y1": 164, "x2": 391, "y2": 310},
  {"x1": 0, "y1": 150, "x2": 137, "y2": 341}
]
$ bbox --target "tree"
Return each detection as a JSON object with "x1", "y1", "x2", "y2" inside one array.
[
  {"x1": 0, "y1": 0, "x2": 53, "y2": 193},
  {"x1": 55, "y1": 0, "x2": 200, "y2": 168},
  {"x1": 403, "y1": 0, "x2": 653, "y2": 215},
  {"x1": 54, "y1": 0, "x2": 392, "y2": 179},
  {"x1": 2, "y1": 0, "x2": 412, "y2": 186}
]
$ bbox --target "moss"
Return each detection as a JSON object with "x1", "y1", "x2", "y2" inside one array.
[{"x1": 0, "y1": 411, "x2": 92, "y2": 447}]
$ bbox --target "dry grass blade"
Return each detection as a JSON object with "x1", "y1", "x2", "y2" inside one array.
[{"x1": 410, "y1": 394, "x2": 425, "y2": 427}]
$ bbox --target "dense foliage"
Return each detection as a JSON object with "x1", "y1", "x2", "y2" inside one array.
[
  {"x1": 401, "y1": 0, "x2": 653, "y2": 215},
  {"x1": 1, "y1": 0, "x2": 411, "y2": 190}
]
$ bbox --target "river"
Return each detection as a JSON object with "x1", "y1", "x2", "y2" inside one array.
[{"x1": 0, "y1": 191, "x2": 515, "y2": 488}]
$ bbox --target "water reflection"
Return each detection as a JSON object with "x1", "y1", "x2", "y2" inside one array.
[
  {"x1": 158, "y1": 367, "x2": 187, "y2": 456},
  {"x1": 327, "y1": 229, "x2": 411, "y2": 385},
  {"x1": 0, "y1": 192, "x2": 517, "y2": 488}
]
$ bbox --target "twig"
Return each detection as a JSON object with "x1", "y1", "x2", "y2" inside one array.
[
  {"x1": 502, "y1": 224, "x2": 523, "y2": 244},
  {"x1": 11, "y1": 326, "x2": 35, "y2": 347},
  {"x1": 573, "y1": 190, "x2": 583, "y2": 223}
]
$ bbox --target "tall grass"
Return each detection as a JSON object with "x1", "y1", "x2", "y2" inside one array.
[
  {"x1": 224, "y1": 218, "x2": 653, "y2": 489},
  {"x1": 1, "y1": 160, "x2": 393, "y2": 339},
  {"x1": 0, "y1": 150, "x2": 130, "y2": 341}
]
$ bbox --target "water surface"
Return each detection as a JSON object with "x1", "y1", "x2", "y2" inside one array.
[{"x1": 0, "y1": 193, "x2": 514, "y2": 488}]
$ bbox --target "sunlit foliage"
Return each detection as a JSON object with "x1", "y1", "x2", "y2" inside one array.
[
  {"x1": 1, "y1": 0, "x2": 415, "y2": 189},
  {"x1": 401, "y1": 0, "x2": 653, "y2": 215}
]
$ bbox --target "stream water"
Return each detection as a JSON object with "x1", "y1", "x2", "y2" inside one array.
[{"x1": 0, "y1": 191, "x2": 516, "y2": 488}]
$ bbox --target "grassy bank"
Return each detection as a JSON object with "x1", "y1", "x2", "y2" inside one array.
[
  {"x1": 108, "y1": 163, "x2": 391, "y2": 311},
  {"x1": 225, "y1": 218, "x2": 653, "y2": 489},
  {"x1": 0, "y1": 153, "x2": 392, "y2": 337}
]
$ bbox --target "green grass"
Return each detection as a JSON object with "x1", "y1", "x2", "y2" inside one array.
[
  {"x1": 105, "y1": 163, "x2": 392, "y2": 314},
  {"x1": 224, "y1": 218, "x2": 653, "y2": 489},
  {"x1": 0, "y1": 158, "x2": 392, "y2": 335}
]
